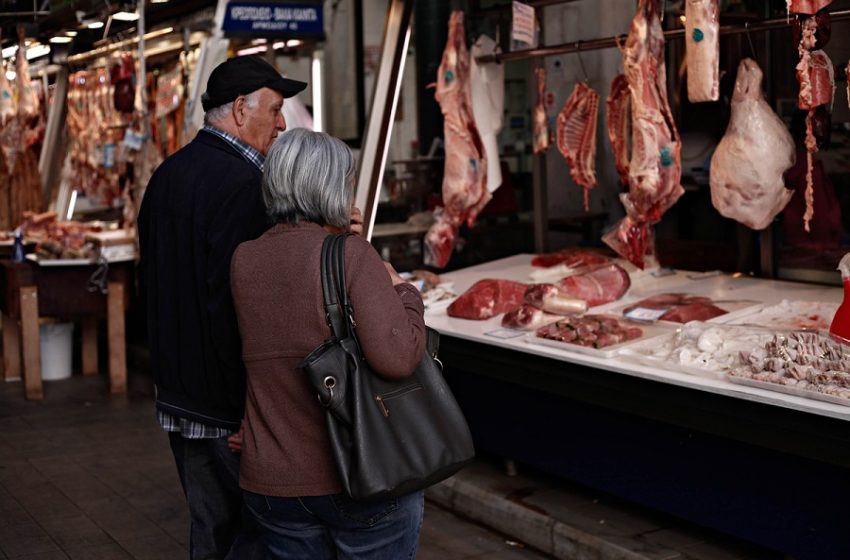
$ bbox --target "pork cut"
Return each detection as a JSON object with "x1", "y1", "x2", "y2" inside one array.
[
  {"x1": 603, "y1": 0, "x2": 683, "y2": 269},
  {"x1": 424, "y1": 11, "x2": 489, "y2": 269},
  {"x1": 533, "y1": 67, "x2": 549, "y2": 154},
  {"x1": 531, "y1": 248, "x2": 608, "y2": 268},
  {"x1": 556, "y1": 264, "x2": 630, "y2": 307},
  {"x1": 622, "y1": 293, "x2": 728, "y2": 323},
  {"x1": 447, "y1": 279, "x2": 527, "y2": 320},
  {"x1": 685, "y1": 0, "x2": 719, "y2": 102},
  {"x1": 556, "y1": 82, "x2": 600, "y2": 211},
  {"x1": 710, "y1": 59, "x2": 795, "y2": 231},
  {"x1": 501, "y1": 304, "x2": 562, "y2": 330},
  {"x1": 523, "y1": 284, "x2": 588, "y2": 315},
  {"x1": 536, "y1": 315, "x2": 643, "y2": 349},
  {"x1": 606, "y1": 75, "x2": 631, "y2": 187}
]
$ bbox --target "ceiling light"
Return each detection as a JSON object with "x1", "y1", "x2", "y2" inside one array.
[
  {"x1": 113, "y1": 11, "x2": 140, "y2": 21},
  {"x1": 65, "y1": 31, "x2": 78, "y2": 37},
  {"x1": 272, "y1": 41, "x2": 285, "y2": 49},
  {"x1": 286, "y1": 40, "x2": 302, "y2": 48},
  {"x1": 25, "y1": 44, "x2": 51, "y2": 60},
  {"x1": 151, "y1": 0, "x2": 169, "y2": 2},
  {"x1": 5, "y1": 70, "x2": 15, "y2": 80},
  {"x1": 49, "y1": 36, "x2": 73, "y2": 44},
  {"x1": 251, "y1": 38, "x2": 267, "y2": 45},
  {"x1": 87, "y1": 21, "x2": 104, "y2": 29},
  {"x1": 1, "y1": 45, "x2": 17, "y2": 59},
  {"x1": 236, "y1": 45, "x2": 267, "y2": 56}
]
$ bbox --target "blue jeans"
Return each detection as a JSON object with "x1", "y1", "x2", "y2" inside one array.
[
  {"x1": 168, "y1": 433, "x2": 265, "y2": 560},
  {"x1": 243, "y1": 490, "x2": 424, "y2": 560}
]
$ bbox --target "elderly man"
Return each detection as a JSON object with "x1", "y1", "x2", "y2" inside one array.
[{"x1": 138, "y1": 56, "x2": 306, "y2": 559}]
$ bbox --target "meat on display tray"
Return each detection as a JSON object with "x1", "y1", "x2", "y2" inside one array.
[
  {"x1": 595, "y1": 293, "x2": 762, "y2": 326},
  {"x1": 524, "y1": 318, "x2": 674, "y2": 359},
  {"x1": 727, "y1": 375, "x2": 850, "y2": 408}
]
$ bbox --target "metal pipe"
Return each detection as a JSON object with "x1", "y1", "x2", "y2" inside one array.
[
  {"x1": 476, "y1": 0, "x2": 580, "y2": 16},
  {"x1": 476, "y1": 9, "x2": 850, "y2": 63}
]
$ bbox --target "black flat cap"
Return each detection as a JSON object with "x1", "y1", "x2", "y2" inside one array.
[{"x1": 201, "y1": 56, "x2": 307, "y2": 111}]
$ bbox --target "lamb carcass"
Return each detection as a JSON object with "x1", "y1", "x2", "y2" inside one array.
[
  {"x1": 556, "y1": 82, "x2": 599, "y2": 211},
  {"x1": 532, "y1": 67, "x2": 549, "y2": 154},
  {"x1": 0, "y1": 60, "x2": 15, "y2": 125},
  {"x1": 710, "y1": 59, "x2": 795, "y2": 230},
  {"x1": 606, "y1": 75, "x2": 631, "y2": 187},
  {"x1": 15, "y1": 36, "x2": 40, "y2": 120},
  {"x1": 603, "y1": 0, "x2": 683, "y2": 269},
  {"x1": 424, "y1": 11, "x2": 489, "y2": 269},
  {"x1": 685, "y1": 0, "x2": 719, "y2": 102}
]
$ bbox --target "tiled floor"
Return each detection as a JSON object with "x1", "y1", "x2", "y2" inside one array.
[{"x1": 0, "y1": 372, "x2": 550, "y2": 560}]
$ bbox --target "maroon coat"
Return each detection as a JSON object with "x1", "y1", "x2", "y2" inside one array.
[{"x1": 230, "y1": 221, "x2": 426, "y2": 497}]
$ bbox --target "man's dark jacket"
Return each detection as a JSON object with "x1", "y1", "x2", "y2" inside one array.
[{"x1": 138, "y1": 131, "x2": 269, "y2": 429}]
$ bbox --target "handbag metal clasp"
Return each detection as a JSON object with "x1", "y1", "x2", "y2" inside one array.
[{"x1": 318, "y1": 376, "x2": 336, "y2": 407}]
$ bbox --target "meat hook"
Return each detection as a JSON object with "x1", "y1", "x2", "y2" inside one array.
[
  {"x1": 575, "y1": 41, "x2": 589, "y2": 83},
  {"x1": 745, "y1": 21, "x2": 758, "y2": 59}
]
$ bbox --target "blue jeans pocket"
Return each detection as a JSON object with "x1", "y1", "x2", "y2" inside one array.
[
  {"x1": 330, "y1": 493, "x2": 399, "y2": 527},
  {"x1": 243, "y1": 491, "x2": 272, "y2": 519}
]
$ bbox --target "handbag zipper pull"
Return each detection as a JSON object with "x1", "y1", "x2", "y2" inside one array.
[{"x1": 375, "y1": 395, "x2": 389, "y2": 417}]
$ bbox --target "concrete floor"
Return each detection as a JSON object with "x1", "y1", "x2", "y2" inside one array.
[{"x1": 0, "y1": 371, "x2": 551, "y2": 560}]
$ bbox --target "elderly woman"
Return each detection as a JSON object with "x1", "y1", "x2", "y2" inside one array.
[{"x1": 230, "y1": 128, "x2": 427, "y2": 559}]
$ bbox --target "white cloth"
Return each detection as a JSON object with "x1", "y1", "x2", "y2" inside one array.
[{"x1": 469, "y1": 35, "x2": 504, "y2": 193}]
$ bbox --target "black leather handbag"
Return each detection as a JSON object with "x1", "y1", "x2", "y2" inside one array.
[{"x1": 299, "y1": 234, "x2": 475, "y2": 501}]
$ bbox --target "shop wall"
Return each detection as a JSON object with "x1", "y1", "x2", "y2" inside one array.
[{"x1": 324, "y1": 0, "x2": 360, "y2": 139}]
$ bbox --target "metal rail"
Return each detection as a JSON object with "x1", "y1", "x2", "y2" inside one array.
[{"x1": 476, "y1": 8, "x2": 850, "y2": 63}]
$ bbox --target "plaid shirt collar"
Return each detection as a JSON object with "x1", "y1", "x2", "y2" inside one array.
[{"x1": 202, "y1": 125, "x2": 265, "y2": 171}]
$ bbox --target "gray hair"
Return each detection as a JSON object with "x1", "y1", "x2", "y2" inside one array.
[
  {"x1": 203, "y1": 90, "x2": 261, "y2": 125},
  {"x1": 262, "y1": 128, "x2": 355, "y2": 228}
]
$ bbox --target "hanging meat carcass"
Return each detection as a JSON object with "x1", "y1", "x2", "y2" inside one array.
[
  {"x1": 793, "y1": 6, "x2": 835, "y2": 233},
  {"x1": 710, "y1": 59, "x2": 795, "y2": 231},
  {"x1": 532, "y1": 67, "x2": 549, "y2": 153},
  {"x1": 16, "y1": 33, "x2": 40, "y2": 120},
  {"x1": 424, "y1": 11, "x2": 489, "y2": 269},
  {"x1": 685, "y1": 0, "x2": 719, "y2": 102},
  {"x1": 0, "y1": 59, "x2": 15, "y2": 125},
  {"x1": 788, "y1": 0, "x2": 833, "y2": 15},
  {"x1": 556, "y1": 82, "x2": 599, "y2": 211},
  {"x1": 606, "y1": 74, "x2": 631, "y2": 187},
  {"x1": 603, "y1": 0, "x2": 683, "y2": 269}
]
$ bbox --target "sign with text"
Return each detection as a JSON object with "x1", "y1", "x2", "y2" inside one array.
[
  {"x1": 223, "y1": 2, "x2": 324, "y2": 37},
  {"x1": 511, "y1": 1, "x2": 536, "y2": 46}
]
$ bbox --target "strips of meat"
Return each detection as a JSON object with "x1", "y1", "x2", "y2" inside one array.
[
  {"x1": 447, "y1": 279, "x2": 527, "y2": 320},
  {"x1": 557, "y1": 263, "x2": 631, "y2": 307},
  {"x1": 523, "y1": 284, "x2": 587, "y2": 315},
  {"x1": 533, "y1": 67, "x2": 549, "y2": 154},
  {"x1": 798, "y1": 49, "x2": 834, "y2": 110},
  {"x1": 685, "y1": 0, "x2": 719, "y2": 102},
  {"x1": 556, "y1": 82, "x2": 599, "y2": 211},
  {"x1": 501, "y1": 304, "x2": 562, "y2": 330},
  {"x1": 606, "y1": 75, "x2": 631, "y2": 187},
  {"x1": 710, "y1": 59, "x2": 795, "y2": 230},
  {"x1": 531, "y1": 248, "x2": 608, "y2": 268},
  {"x1": 424, "y1": 11, "x2": 489, "y2": 269},
  {"x1": 603, "y1": 0, "x2": 683, "y2": 269},
  {"x1": 536, "y1": 315, "x2": 643, "y2": 349}
]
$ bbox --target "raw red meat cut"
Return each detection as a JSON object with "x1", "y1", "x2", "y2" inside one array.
[
  {"x1": 523, "y1": 284, "x2": 588, "y2": 315},
  {"x1": 557, "y1": 264, "x2": 630, "y2": 307},
  {"x1": 447, "y1": 279, "x2": 527, "y2": 320},
  {"x1": 531, "y1": 248, "x2": 608, "y2": 268},
  {"x1": 424, "y1": 11, "x2": 489, "y2": 269},
  {"x1": 535, "y1": 314, "x2": 643, "y2": 349},
  {"x1": 788, "y1": 0, "x2": 833, "y2": 15},
  {"x1": 606, "y1": 75, "x2": 631, "y2": 187},
  {"x1": 710, "y1": 59, "x2": 795, "y2": 231},
  {"x1": 556, "y1": 82, "x2": 599, "y2": 211},
  {"x1": 622, "y1": 293, "x2": 727, "y2": 323},
  {"x1": 533, "y1": 67, "x2": 549, "y2": 154},
  {"x1": 501, "y1": 304, "x2": 561, "y2": 330},
  {"x1": 603, "y1": 0, "x2": 683, "y2": 269},
  {"x1": 685, "y1": 0, "x2": 719, "y2": 102}
]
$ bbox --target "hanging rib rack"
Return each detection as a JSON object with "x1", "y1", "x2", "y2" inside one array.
[{"x1": 476, "y1": 9, "x2": 850, "y2": 63}]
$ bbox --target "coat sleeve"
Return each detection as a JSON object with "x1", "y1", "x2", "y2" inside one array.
[
  {"x1": 205, "y1": 172, "x2": 269, "y2": 380},
  {"x1": 345, "y1": 237, "x2": 426, "y2": 379}
]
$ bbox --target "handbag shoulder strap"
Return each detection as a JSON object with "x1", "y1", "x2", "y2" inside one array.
[{"x1": 320, "y1": 234, "x2": 348, "y2": 340}]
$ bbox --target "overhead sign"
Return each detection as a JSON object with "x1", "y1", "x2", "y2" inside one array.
[
  {"x1": 222, "y1": 2, "x2": 324, "y2": 37},
  {"x1": 511, "y1": 1, "x2": 536, "y2": 46}
]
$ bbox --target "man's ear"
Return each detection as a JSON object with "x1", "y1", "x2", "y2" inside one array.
[{"x1": 232, "y1": 96, "x2": 246, "y2": 126}]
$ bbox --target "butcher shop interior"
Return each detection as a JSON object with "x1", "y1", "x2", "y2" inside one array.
[{"x1": 1, "y1": 0, "x2": 850, "y2": 559}]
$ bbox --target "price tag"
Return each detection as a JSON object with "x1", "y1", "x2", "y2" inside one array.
[
  {"x1": 485, "y1": 328, "x2": 525, "y2": 339},
  {"x1": 122, "y1": 129, "x2": 145, "y2": 151},
  {"x1": 623, "y1": 307, "x2": 668, "y2": 322},
  {"x1": 511, "y1": 1, "x2": 536, "y2": 46}
]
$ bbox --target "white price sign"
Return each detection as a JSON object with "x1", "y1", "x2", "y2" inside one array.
[
  {"x1": 511, "y1": 1, "x2": 535, "y2": 46},
  {"x1": 623, "y1": 307, "x2": 668, "y2": 322}
]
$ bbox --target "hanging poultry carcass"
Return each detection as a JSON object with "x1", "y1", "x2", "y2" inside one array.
[
  {"x1": 603, "y1": 0, "x2": 683, "y2": 269},
  {"x1": 685, "y1": 0, "x2": 719, "y2": 102},
  {"x1": 424, "y1": 11, "x2": 489, "y2": 269},
  {"x1": 709, "y1": 59, "x2": 796, "y2": 230},
  {"x1": 556, "y1": 82, "x2": 599, "y2": 211},
  {"x1": 606, "y1": 74, "x2": 631, "y2": 188}
]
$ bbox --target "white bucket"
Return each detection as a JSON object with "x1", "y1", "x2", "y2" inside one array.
[{"x1": 40, "y1": 322, "x2": 74, "y2": 381}]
